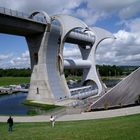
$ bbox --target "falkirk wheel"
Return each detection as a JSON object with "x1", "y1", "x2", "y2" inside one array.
[{"x1": 27, "y1": 11, "x2": 115, "y2": 105}]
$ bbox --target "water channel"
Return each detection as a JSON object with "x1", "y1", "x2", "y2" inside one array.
[
  {"x1": 0, "y1": 92, "x2": 31, "y2": 115},
  {"x1": 0, "y1": 79, "x2": 121, "y2": 115}
]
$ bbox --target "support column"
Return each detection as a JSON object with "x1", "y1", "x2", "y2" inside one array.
[
  {"x1": 51, "y1": 15, "x2": 88, "y2": 98},
  {"x1": 80, "y1": 27, "x2": 115, "y2": 96},
  {"x1": 26, "y1": 26, "x2": 55, "y2": 104}
]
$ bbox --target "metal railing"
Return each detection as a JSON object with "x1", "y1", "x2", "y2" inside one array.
[
  {"x1": 70, "y1": 85, "x2": 98, "y2": 100},
  {"x1": 0, "y1": 7, "x2": 95, "y2": 39},
  {"x1": 70, "y1": 85, "x2": 95, "y2": 95},
  {"x1": 0, "y1": 7, "x2": 46, "y2": 24}
]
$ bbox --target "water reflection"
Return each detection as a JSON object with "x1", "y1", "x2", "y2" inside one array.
[{"x1": 0, "y1": 92, "x2": 30, "y2": 115}]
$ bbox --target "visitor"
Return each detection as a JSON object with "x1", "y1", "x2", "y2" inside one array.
[
  {"x1": 7, "y1": 116, "x2": 14, "y2": 132},
  {"x1": 50, "y1": 115, "x2": 55, "y2": 128}
]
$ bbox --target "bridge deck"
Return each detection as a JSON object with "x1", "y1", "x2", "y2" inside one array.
[{"x1": 0, "y1": 7, "x2": 95, "y2": 46}]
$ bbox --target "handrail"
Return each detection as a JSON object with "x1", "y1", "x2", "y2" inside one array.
[
  {"x1": 0, "y1": 7, "x2": 95, "y2": 38},
  {"x1": 0, "y1": 7, "x2": 46, "y2": 24}
]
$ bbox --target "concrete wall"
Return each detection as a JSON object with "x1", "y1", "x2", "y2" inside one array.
[{"x1": 92, "y1": 68, "x2": 140, "y2": 109}]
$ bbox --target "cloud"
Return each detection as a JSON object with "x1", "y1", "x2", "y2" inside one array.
[
  {"x1": 10, "y1": 51, "x2": 30, "y2": 68},
  {"x1": 0, "y1": 0, "x2": 139, "y2": 25},
  {"x1": 0, "y1": 0, "x2": 81, "y2": 15},
  {"x1": 87, "y1": 0, "x2": 138, "y2": 10},
  {"x1": 0, "y1": 0, "x2": 140, "y2": 67},
  {"x1": 86, "y1": 0, "x2": 140, "y2": 19},
  {"x1": 0, "y1": 53, "x2": 13, "y2": 68},
  {"x1": 96, "y1": 18, "x2": 140, "y2": 66},
  {"x1": 119, "y1": 1, "x2": 140, "y2": 19},
  {"x1": 125, "y1": 18, "x2": 140, "y2": 33},
  {"x1": 64, "y1": 44, "x2": 81, "y2": 59},
  {"x1": 0, "y1": 53, "x2": 12, "y2": 61},
  {"x1": 6, "y1": 46, "x2": 82, "y2": 68},
  {"x1": 75, "y1": 8, "x2": 106, "y2": 25}
]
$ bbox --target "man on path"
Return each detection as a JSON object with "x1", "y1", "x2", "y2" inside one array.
[
  {"x1": 7, "y1": 116, "x2": 13, "y2": 132},
  {"x1": 50, "y1": 115, "x2": 55, "y2": 128}
]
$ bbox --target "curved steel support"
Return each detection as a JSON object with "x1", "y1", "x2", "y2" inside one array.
[
  {"x1": 27, "y1": 12, "x2": 115, "y2": 105},
  {"x1": 51, "y1": 14, "x2": 88, "y2": 68},
  {"x1": 80, "y1": 27, "x2": 115, "y2": 96},
  {"x1": 29, "y1": 11, "x2": 51, "y2": 24},
  {"x1": 26, "y1": 24, "x2": 55, "y2": 103},
  {"x1": 29, "y1": 11, "x2": 51, "y2": 32},
  {"x1": 52, "y1": 14, "x2": 88, "y2": 42},
  {"x1": 51, "y1": 14, "x2": 88, "y2": 95}
]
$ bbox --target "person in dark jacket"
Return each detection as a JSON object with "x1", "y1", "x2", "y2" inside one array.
[{"x1": 7, "y1": 116, "x2": 13, "y2": 132}]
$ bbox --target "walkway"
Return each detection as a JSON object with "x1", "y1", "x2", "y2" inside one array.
[{"x1": 0, "y1": 106, "x2": 140, "y2": 122}]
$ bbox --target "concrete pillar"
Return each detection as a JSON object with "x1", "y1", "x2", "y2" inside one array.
[
  {"x1": 26, "y1": 25, "x2": 72, "y2": 104},
  {"x1": 79, "y1": 27, "x2": 115, "y2": 96},
  {"x1": 26, "y1": 26, "x2": 55, "y2": 104}
]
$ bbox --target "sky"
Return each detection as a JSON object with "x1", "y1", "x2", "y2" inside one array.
[{"x1": 0, "y1": 0, "x2": 140, "y2": 68}]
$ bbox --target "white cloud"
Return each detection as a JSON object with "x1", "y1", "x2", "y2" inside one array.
[
  {"x1": 96, "y1": 18, "x2": 140, "y2": 66},
  {"x1": 64, "y1": 44, "x2": 81, "y2": 59},
  {"x1": 119, "y1": 1, "x2": 140, "y2": 19},
  {"x1": 0, "y1": 0, "x2": 139, "y2": 25},
  {"x1": 10, "y1": 51, "x2": 30, "y2": 68},
  {"x1": 0, "y1": 0, "x2": 139, "y2": 31},
  {"x1": 87, "y1": 0, "x2": 138, "y2": 10},
  {"x1": 125, "y1": 18, "x2": 140, "y2": 33},
  {"x1": 0, "y1": 0, "x2": 140, "y2": 67},
  {"x1": 86, "y1": 0, "x2": 140, "y2": 19},
  {"x1": 0, "y1": 53, "x2": 12, "y2": 61},
  {"x1": 0, "y1": 0, "x2": 82, "y2": 15},
  {"x1": 0, "y1": 53, "x2": 13, "y2": 68},
  {"x1": 75, "y1": 8, "x2": 106, "y2": 25}
]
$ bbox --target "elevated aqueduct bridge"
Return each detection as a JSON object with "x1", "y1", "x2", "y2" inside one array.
[{"x1": 0, "y1": 7, "x2": 115, "y2": 106}]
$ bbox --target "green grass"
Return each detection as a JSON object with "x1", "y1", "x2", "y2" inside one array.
[
  {"x1": 0, "y1": 76, "x2": 124, "y2": 87},
  {"x1": 0, "y1": 77, "x2": 30, "y2": 86},
  {"x1": 0, "y1": 114, "x2": 140, "y2": 140}
]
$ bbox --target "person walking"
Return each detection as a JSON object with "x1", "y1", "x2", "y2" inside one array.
[
  {"x1": 7, "y1": 116, "x2": 13, "y2": 132},
  {"x1": 50, "y1": 115, "x2": 55, "y2": 128}
]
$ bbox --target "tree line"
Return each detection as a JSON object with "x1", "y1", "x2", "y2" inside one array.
[
  {"x1": 0, "y1": 68, "x2": 31, "y2": 77},
  {"x1": 0, "y1": 65, "x2": 138, "y2": 77},
  {"x1": 65, "y1": 65, "x2": 138, "y2": 77},
  {"x1": 97, "y1": 65, "x2": 123, "y2": 76}
]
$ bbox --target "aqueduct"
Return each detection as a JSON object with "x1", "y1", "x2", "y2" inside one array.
[
  {"x1": 0, "y1": 7, "x2": 140, "y2": 110},
  {"x1": 0, "y1": 7, "x2": 115, "y2": 105},
  {"x1": 27, "y1": 11, "x2": 115, "y2": 105}
]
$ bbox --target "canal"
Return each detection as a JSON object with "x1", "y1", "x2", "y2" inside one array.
[
  {"x1": 0, "y1": 79, "x2": 121, "y2": 115},
  {"x1": 0, "y1": 92, "x2": 31, "y2": 115}
]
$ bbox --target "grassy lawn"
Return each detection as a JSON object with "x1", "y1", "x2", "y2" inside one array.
[
  {"x1": 0, "y1": 76, "x2": 124, "y2": 87},
  {"x1": 0, "y1": 114, "x2": 140, "y2": 140},
  {"x1": 0, "y1": 77, "x2": 30, "y2": 86}
]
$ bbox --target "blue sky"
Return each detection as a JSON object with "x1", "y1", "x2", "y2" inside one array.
[{"x1": 0, "y1": 0, "x2": 140, "y2": 68}]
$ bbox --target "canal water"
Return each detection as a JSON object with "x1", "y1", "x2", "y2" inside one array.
[
  {"x1": 0, "y1": 92, "x2": 31, "y2": 115},
  {"x1": 0, "y1": 80, "x2": 121, "y2": 115}
]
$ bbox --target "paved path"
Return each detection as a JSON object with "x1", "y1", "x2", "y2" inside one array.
[
  {"x1": 0, "y1": 106, "x2": 140, "y2": 122},
  {"x1": 58, "y1": 106, "x2": 140, "y2": 121}
]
